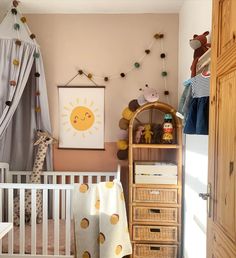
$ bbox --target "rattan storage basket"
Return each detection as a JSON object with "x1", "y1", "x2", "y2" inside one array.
[
  {"x1": 134, "y1": 244, "x2": 178, "y2": 258},
  {"x1": 133, "y1": 225, "x2": 178, "y2": 242},
  {"x1": 134, "y1": 187, "x2": 178, "y2": 204},
  {"x1": 133, "y1": 206, "x2": 178, "y2": 223}
]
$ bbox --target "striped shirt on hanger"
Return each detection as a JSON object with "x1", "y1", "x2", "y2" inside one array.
[{"x1": 191, "y1": 72, "x2": 210, "y2": 98}]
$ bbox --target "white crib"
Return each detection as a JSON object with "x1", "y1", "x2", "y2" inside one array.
[{"x1": 0, "y1": 163, "x2": 120, "y2": 258}]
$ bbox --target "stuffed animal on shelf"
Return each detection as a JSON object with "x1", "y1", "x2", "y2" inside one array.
[
  {"x1": 152, "y1": 123, "x2": 163, "y2": 144},
  {"x1": 143, "y1": 124, "x2": 153, "y2": 144},
  {"x1": 162, "y1": 114, "x2": 174, "y2": 144},
  {"x1": 189, "y1": 31, "x2": 211, "y2": 77},
  {"x1": 134, "y1": 125, "x2": 145, "y2": 144}
]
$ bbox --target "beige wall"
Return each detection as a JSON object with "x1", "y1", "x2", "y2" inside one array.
[{"x1": 26, "y1": 14, "x2": 179, "y2": 170}]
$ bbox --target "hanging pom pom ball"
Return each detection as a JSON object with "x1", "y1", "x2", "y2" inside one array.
[
  {"x1": 13, "y1": 23, "x2": 20, "y2": 30},
  {"x1": 104, "y1": 77, "x2": 109, "y2": 82},
  {"x1": 134, "y1": 62, "x2": 140, "y2": 68},
  {"x1": 117, "y1": 129, "x2": 128, "y2": 140},
  {"x1": 122, "y1": 107, "x2": 134, "y2": 121},
  {"x1": 117, "y1": 140, "x2": 128, "y2": 150},
  {"x1": 164, "y1": 90, "x2": 169, "y2": 95},
  {"x1": 87, "y1": 73, "x2": 93, "y2": 79},
  {"x1": 15, "y1": 40, "x2": 21, "y2": 46},
  {"x1": 13, "y1": 59, "x2": 20, "y2": 66},
  {"x1": 119, "y1": 118, "x2": 129, "y2": 130},
  {"x1": 120, "y1": 73, "x2": 125, "y2": 78},
  {"x1": 145, "y1": 49, "x2": 151, "y2": 54},
  {"x1": 30, "y1": 34, "x2": 36, "y2": 40},
  {"x1": 10, "y1": 80, "x2": 17, "y2": 86},
  {"x1": 35, "y1": 107, "x2": 41, "y2": 112},
  {"x1": 20, "y1": 17, "x2": 27, "y2": 23},
  {"x1": 11, "y1": 8, "x2": 17, "y2": 15},
  {"x1": 35, "y1": 91, "x2": 40, "y2": 96},
  {"x1": 117, "y1": 149, "x2": 128, "y2": 160},
  {"x1": 154, "y1": 33, "x2": 164, "y2": 39},
  {"x1": 78, "y1": 70, "x2": 83, "y2": 75},
  {"x1": 162, "y1": 71, "x2": 168, "y2": 77},
  {"x1": 5, "y1": 101, "x2": 12, "y2": 106},
  {"x1": 35, "y1": 72, "x2": 40, "y2": 77},
  {"x1": 128, "y1": 99, "x2": 140, "y2": 112},
  {"x1": 160, "y1": 53, "x2": 166, "y2": 59},
  {"x1": 13, "y1": 0, "x2": 19, "y2": 7},
  {"x1": 33, "y1": 52, "x2": 40, "y2": 58}
]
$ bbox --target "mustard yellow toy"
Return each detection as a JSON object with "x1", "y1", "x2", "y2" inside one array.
[{"x1": 143, "y1": 124, "x2": 153, "y2": 144}]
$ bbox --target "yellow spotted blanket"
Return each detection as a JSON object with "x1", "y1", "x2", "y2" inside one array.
[{"x1": 73, "y1": 180, "x2": 132, "y2": 258}]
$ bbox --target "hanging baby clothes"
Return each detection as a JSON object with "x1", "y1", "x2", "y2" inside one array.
[
  {"x1": 184, "y1": 71, "x2": 210, "y2": 135},
  {"x1": 176, "y1": 78, "x2": 192, "y2": 124}
]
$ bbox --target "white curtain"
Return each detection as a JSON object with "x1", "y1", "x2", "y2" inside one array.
[{"x1": 0, "y1": 38, "x2": 52, "y2": 170}]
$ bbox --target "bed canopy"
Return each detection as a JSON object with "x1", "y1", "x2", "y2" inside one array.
[{"x1": 0, "y1": 3, "x2": 52, "y2": 170}]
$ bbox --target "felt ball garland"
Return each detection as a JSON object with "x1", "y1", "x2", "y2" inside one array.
[
  {"x1": 65, "y1": 32, "x2": 170, "y2": 91},
  {"x1": 7, "y1": 0, "x2": 43, "y2": 126}
]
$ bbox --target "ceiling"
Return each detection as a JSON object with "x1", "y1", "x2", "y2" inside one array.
[{"x1": 0, "y1": 0, "x2": 186, "y2": 14}]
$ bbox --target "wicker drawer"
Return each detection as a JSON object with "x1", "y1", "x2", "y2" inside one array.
[
  {"x1": 133, "y1": 225, "x2": 178, "y2": 242},
  {"x1": 134, "y1": 187, "x2": 178, "y2": 204},
  {"x1": 134, "y1": 244, "x2": 178, "y2": 258},
  {"x1": 133, "y1": 206, "x2": 178, "y2": 223}
]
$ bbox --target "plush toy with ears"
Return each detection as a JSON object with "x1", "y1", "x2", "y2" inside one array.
[{"x1": 189, "y1": 31, "x2": 211, "y2": 77}]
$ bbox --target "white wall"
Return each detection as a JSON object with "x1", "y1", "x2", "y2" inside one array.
[{"x1": 178, "y1": 1, "x2": 212, "y2": 257}]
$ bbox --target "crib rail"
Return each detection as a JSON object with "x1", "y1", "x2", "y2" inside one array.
[
  {"x1": 0, "y1": 183, "x2": 73, "y2": 257},
  {"x1": 7, "y1": 170, "x2": 119, "y2": 184}
]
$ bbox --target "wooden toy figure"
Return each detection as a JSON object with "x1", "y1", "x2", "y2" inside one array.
[
  {"x1": 143, "y1": 124, "x2": 153, "y2": 144},
  {"x1": 162, "y1": 114, "x2": 174, "y2": 143}
]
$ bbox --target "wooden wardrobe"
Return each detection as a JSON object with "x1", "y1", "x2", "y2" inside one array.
[{"x1": 207, "y1": 0, "x2": 236, "y2": 257}]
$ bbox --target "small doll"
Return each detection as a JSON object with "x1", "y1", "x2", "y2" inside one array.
[
  {"x1": 143, "y1": 124, "x2": 153, "y2": 144},
  {"x1": 162, "y1": 114, "x2": 174, "y2": 144},
  {"x1": 134, "y1": 125, "x2": 144, "y2": 144}
]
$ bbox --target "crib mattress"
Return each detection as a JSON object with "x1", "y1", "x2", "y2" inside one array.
[{"x1": 1, "y1": 219, "x2": 74, "y2": 255}]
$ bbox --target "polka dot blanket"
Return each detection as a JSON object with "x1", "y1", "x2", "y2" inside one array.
[{"x1": 73, "y1": 180, "x2": 132, "y2": 258}]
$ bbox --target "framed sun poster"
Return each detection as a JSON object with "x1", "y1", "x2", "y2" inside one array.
[{"x1": 58, "y1": 86, "x2": 105, "y2": 149}]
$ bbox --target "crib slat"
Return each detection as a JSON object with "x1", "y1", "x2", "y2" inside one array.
[
  {"x1": 42, "y1": 189, "x2": 48, "y2": 255},
  {"x1": 105, "y1": 175, "x2": 109, "y2": 182},
  {"x1": 31, "y1": 189, "x2": 37, "y2": 255},
  {"x1": 8, "y1": 188, "x2": 13, "y2": 254},
  {"x1": 97, "y1": 175, "x2": 102, "y2": 183},
  {"x1": 88, "y1": 175, "x2": 92, "y2": 184},
  {"x1": 65, "y1": 189, "x2": 71, "y2": 256},
  {"x1": 54, "y1": 189, "x2": 60, "y2": 255},
  {"x1": 17, "y1": 175, "x2": 21, "y2": 183},
  {"x1": 70, "y1": 176, "x2": 74, "y2": 184},
  {"x1": 61, "y1": 176, "x2": 66, "y2": 219},
  {"x1": 19, "y1": 189, "x2": 25, "y2": 254},
  {"x1": 0, "y1": 188, "x2": 2, "y2": 253},
  {"x1": 44, "y1": 175, "x2": 48, "y2": 184}
]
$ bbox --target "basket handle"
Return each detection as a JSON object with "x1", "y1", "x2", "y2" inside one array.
[
  {"x1": 150, "y1": 246, "x2": 161, "y2": 251},
  {"x1": 150, "y1": 190, "x2": 160, "y2": 195},
  {"x1": 150, "y1": 228, "x2": 161, "y2": 232},
  {"x1": 149, "y1": 208, "x2": 161, "y2": 213}
]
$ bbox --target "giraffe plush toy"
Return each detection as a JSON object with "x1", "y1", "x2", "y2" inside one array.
[{"x1": 14, "y1": 130, "x2": 55, "y2": 226}]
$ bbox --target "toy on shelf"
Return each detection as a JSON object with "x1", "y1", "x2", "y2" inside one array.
[
  {"x1": 152, "y1": 123, "x2": 163, "y2": 144},
  {"x1": 117, "y1": 84, "x2": 159, "y2": 160},
  {"x1": 143, "y1": 124, "x2": 153, "y2": 144},
  {"x1": 162, "y1": 113, "x2": 174, "y2": 144},
  {"x1": 134, "y1": 125, "x2": 145, "y2": 144},
  {"x1": 189, "y1": 31, "x2": 211, "y2": 77}
]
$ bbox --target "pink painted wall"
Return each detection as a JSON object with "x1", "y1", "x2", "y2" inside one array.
[{"x1": 26, "y1": 14, "x2": 179, "y2": 171}]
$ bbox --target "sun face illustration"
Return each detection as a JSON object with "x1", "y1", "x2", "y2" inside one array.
[
  {"x1": 70, "y1": 106, "x2": 95, "y2": 131},
  {"x1": 62, "y1": 98, "x2": 101, "y2": 137}
]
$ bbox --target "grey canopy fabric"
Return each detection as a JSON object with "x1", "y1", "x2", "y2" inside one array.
[{"x1": 0, "y1": 9, "x2": 52, "y2": 170}]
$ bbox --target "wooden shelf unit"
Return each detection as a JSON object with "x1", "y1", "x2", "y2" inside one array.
[{"x1": 128, "y1": 102, "x2": 182, "y2": 258}]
